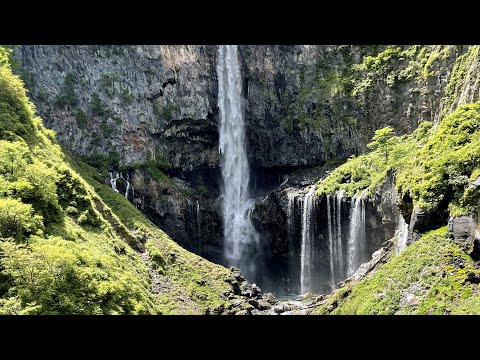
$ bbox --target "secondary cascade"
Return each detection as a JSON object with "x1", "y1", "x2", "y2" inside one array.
[{"x1": 300, "y1": 186, "x2": 316, "y2": 294}]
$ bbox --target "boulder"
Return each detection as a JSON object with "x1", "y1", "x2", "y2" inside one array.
[
  {"x1": 262, "y1": 292, "x2": 278, "y2": 305},
  {"x1": 251, "y1": 283, "x2": 261, "y2": 295},
  {"x1": 448, "y1": 215, "x2": 480, "y2": 258},
  {"x1": 448, "y1": 215, "x2": 477, "y2": 243},
  {"x1": 273, "y1": 303, "x2": 291, "y2": 314},
  {"x1": 257, "y1": 300, "x2": 271, "y2": 310},
  {"x1": 409, "y1": 206, "x2": 449, "y2": 244}
]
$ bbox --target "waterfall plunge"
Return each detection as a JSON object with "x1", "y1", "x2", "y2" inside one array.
[
  {"x1": 109, "y1": 171, "x2": 134, "y2": 201},
  {"x1": 300, "y1": 186, "x2": 316, "y2": 295},
  {"x1": 347, "y1": 190, "x2": 366, "y2": 277},
  {"x1": 217, "y1": 45, "x2": 258, "y2": 277}
]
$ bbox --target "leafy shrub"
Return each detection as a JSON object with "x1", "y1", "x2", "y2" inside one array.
[{"x1": 0, "y1": 198, "x2": 43, "y2": 239}]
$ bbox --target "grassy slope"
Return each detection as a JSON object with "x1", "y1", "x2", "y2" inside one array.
[
  {"x1": 69, "y1": 158, "x2": 230, "y2": 314},
  {"x1": 315, "y1": 228, "x2": 480, "y2": 314},
  {"x1": 0, "y1": 46, "x2": 229, "y2": 315}
]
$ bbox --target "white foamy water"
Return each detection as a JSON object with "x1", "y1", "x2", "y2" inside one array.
[
  {"x1": 347, "y1": 190, "x2": 366, "y2": 277},
  {"x1": 217, "y1": 45, "x2": 258, "y2": 270},
  {"x1": 396, "y1": 213, "x2": 409, "y2": 253},
  {"x1": 300, "y1": 186, "x2": 316, "y2": 294}
]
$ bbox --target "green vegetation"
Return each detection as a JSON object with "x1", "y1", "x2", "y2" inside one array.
[
  {"x1": 90, "y1": 93, "x2": 108, "y2": 117},
  {"x1": 55, "y1": 72, "x2": 78, "y2": 107},
  {"x1": 5, "y1": 46, "x2": 35, "y2": 90},
  {"x1": 317, "y1": 101, "x2": 480, "y2": 215},
  {"x1": 0, "y1": 45, "x2": 230, "y2": 314},
  {"x1": 153, "y1": 101, "x2": 176, "y2": 121},
  {"x1": 441, "y1": 46, "x2": 480, "y2": 117},
  {"x1": 315, "y1": 228, "x2": 480, "y2": 314},
  {"x1": 74, "y1": 109, "x2": 88, "y2": 128},
  {"x1": 98, "y1": 73, "x2": 119, "y2": 97},
  {"x1": 353, "y1": 45, "x2": 453, "y2": 95},
  {"x1": 120, "y1": 90, "x2": 133, "y2": 105},
  {"x1": 144, "y1": 158, "x2": 170, "y2": 183}
]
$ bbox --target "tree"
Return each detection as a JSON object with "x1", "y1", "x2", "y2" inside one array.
[
  {"x1": 0, "y1": 198, "x2": 42, "y2": 239},
  {"x1": 367, "y1": 126, "x2": 396, "y2": 159}
]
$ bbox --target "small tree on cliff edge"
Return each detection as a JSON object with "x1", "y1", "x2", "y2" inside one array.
[{"x1": 367, "y1": 126, "x2": 396, "y2": 160}]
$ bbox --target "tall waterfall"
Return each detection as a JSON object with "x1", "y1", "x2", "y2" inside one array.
[
  {"x1": 326, "y1": 195, "x2": 335, "y2": 289},
  {"x1": 334, "y1": 190, "x2": 345, "y2": 279},
  {"x1": 347, "y1": 190, "x2": 366, "y2": 277},
  {"x1": 300, "y1": 186, "x2": 316, "y2": 294},
  {"x1": 287, "y1": 193, "x2": 296, "y2": 244},
  {"x1": 217, "y1": 45, "x2": 258, "y2": 276}
]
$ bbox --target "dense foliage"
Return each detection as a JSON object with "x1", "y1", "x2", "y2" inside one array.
[{"x1": 317, "y1": 101, "x2": 480, "y2": 215}]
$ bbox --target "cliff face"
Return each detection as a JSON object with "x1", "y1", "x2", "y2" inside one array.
[
  {"x1": 12, "y1": 45, "x2": 480, "y2": 267},
  {"x1": 16, "y1": 45, "x2": 471, "y2": 173}
]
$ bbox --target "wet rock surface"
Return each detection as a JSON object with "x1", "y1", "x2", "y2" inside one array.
[{"x1": 213, "y1": 267, "x2": 326, "y2": 315}]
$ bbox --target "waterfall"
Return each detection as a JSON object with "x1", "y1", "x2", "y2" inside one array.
[
  {"x1": 347, "y1": 190, "x2": 366, "y2": 277},
  {"x1": 396, "y1": 213, "x2": 408, "y2": 253},
  {"x1": 328, "y1": 190, "x2": 345, "y2": 289},
  {"x1": 217, "y1": 45, "x2": 258, "y2": 275},
  {"x1": 300, "y1": 186, "x2": 316, "y2": 295},
  {"x1": 109, "y1": 172, "x2": 120, "y2": 193},
  {"x1": 335, "y1": 190, "x2": 345, "y2": 279},
  {"x1": 287, "y1": 193, "x2": 295, "y2": 245},
  {"x1": 124, "y1": 173, "x2": 132, "y2": 200},
  {"x1": 327, "y1": 194, "x2": 335, "y2": 290},
  {"x1": 196, "y1": 200, "x2": 201, "y2": 241}
]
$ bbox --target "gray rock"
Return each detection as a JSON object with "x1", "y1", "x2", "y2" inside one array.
[
  {"x1": 235, "y1": 310, "x2": 250, "y2": 315},
  {"x1": 273, "y1": 303, "x2": 291, "y2": 314},
  {"x1": 448, "y1": 215, "x2": 477, "y2": 244},
  {"x1": 262, "y1": 293, "x2": 278, "y2": 305},
  {"x1": 251, "y1": 283, "x2": 261, "y2": 294},
  {"x1": 448, "y1": 215, "x2": 480, "y2": 258},
  {"x1": 257, "y1": 300, "x2": 271, "y2": 310},
  {"x1": 409, "y1": 206, "x2": 448, "y2": 243}
]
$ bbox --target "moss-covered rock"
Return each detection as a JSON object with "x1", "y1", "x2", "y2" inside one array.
[{"x1": 315, "y1": 227, "x2": 480, "y2": 315}]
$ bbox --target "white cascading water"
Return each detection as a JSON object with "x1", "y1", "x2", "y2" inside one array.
[
  {"x1": 300, "y1": 186, "x2": 316, "y2": 294},
  {"x1": 327, "y1": 194, "x2": 335, "y2": 290},
  {"x1": 335, "y1": 190, "x2": 345, "y2": 279},
  {"x1": 327, "y1": 190, "x2": 346, "y2": 288},
  {"x1": 395, "y1": 213, "x2": 408, "y2": 253},
  {"x1": 217, "y1": 45, "x2": 258, "y2": 273},
  {"x1": 109, "y1": 171, "x2": 134, "y2": 201},
  {"x1": 287, "y1": 193, "x2": 295, "y2": 244},
  {"x1": 347, "y1": 190, "x2": 366, "y2": 277},
  {"x1": 109, "y1": 172, "x2": 120, "y2": 193}
]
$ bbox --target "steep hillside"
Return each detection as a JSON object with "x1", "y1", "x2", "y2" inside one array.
[
  {"x1": 0, "y1": 46, "x2": 232, "y2": 314},
  {"x1": 315, "y1": 228, "x2": 480, "y2": 315}
]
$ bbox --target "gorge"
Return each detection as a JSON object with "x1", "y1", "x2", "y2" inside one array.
[{"x1": 3, "y1": 45, "x2": 480, "y2": 314}]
